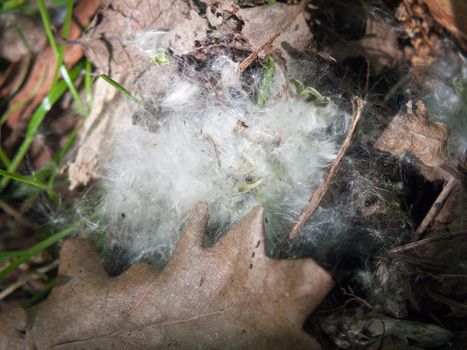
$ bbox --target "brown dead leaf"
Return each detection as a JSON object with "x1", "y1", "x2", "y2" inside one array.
[
  {"x1": 0, "y1": 203, "x2": 333, "y2": 349},
  {"x1": 237, "y1": 1, "x2": 312, "y2": 60},
  {"x1": 375, "y1": 100, "x2": 449, "y2": 167}
]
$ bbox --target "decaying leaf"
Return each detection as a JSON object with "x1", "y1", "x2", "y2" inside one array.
[
  {"x1": 237, "y1": 1, "x2": 312, "y2": 59},
  {"x1": 0, "y1": 203, "x2": 333, "y2": 349},
  {"x1": 375, "y1": 100, "x2": 449, "y2": 167}
]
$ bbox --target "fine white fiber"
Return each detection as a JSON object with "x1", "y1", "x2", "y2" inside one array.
[
  {"x1": 420, "y1": 52, "x2": 467, "y2": 161},
  {"x1": 96, "y1": 56, "x2": 352, "y2": 267}
]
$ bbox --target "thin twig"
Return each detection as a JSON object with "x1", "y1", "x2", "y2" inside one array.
[
  {"x1": 289, "y1": 97, "x2": 365, "y2": 239},
  {"x1": 415, "y1": 175, "x2": 459, "y2": 235},
  {"x1": 239, "y1": 32, "x2": 280, "y2": 71},
  {"x1": 239, "y1": 0, "x2": 307, "y2": 71},
  {"x1": 388, "y1": 230, "x2": 467, "y2": 255}
]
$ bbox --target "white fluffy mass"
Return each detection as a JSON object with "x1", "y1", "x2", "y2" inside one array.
[
  {"x1": 422, "y1": 53, "x2": 467, "y2": 161},
  {"x1": 98, "y1": 58, "x2": 350, "y2": 266}
]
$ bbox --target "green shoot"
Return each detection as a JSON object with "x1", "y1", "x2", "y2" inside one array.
[
  {"x1": 37, "y1": 0, "x2": 83, "y2": 111},
  {"x1": 291, "y1": 78, "x2": 330, "y2": 106},
  {"x1": 84, "y1": 59, "x2": 93, "y2": 103},
  {"x1": 0, "y1": 168, "x2": 54, "y2": 193},
  {"x1": 98, "y1": 74, "x2": 143, "y2": 105},
  {"x1": 151, "y1": 51, "x2": 169, "y2": 65},
  {"x1": 257, "y1": 57, "x2": 275, "y2": 107},
  {"x1": 0, "y1": 250, "x2": 30, "y2": 264},
  {"x1": 50, "y1": 0, "x2": 74, "y2": 87}
]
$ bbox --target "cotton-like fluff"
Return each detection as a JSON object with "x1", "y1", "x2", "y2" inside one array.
[
  {"x1": 98, "y1": 61, "x2": 350, "y2": 267},
  {"x1": 422, "y1": 53, "x2": 467, "y2": 161}
]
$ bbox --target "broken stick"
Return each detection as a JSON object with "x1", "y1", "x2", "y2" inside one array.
[
  {"x1": 239, "y1": 32, "x2": 281, "y2": 71},
  {"x1": 415, "y1": 175, "x2": 459, "y2": 235},
  {"x1": 288, "y1": 97, "x2": 365, "y2": 239}
]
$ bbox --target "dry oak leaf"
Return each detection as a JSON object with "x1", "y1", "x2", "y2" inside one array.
[
  {"x1": 0, "y1": 203, "x2": 333, "y2": 349},
  {"x1": 375, "y1": 100, "x2": 449, "y2": 167}
]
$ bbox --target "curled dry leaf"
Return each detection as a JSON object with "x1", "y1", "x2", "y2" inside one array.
[
  {"x1": 0, "y1": 203, "x2": 333, "y2": 349},
  {"x1": 375, "y1": 100, "x2": 449, "y2": 167}
]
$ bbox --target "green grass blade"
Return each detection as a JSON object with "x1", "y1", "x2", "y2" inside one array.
[
  {"x1": 37, "y1": 0, "x2": 59, "y2": 55},
  {"x1": 0, "y1": 250, "x2": 30, "y2": 264},
  {"x1": 84, "y1": 59, "x2": 93, "y2": 104},
  {"x1": 37, "y1": 0, "x2": 82, "y2": 109},
  {"x1": 0, "y1": 63, "x2": 82, "y2": 191},
  {"x1": 5, "y1": 179, "x2": 68, "y2": 199},
  {"x1": 0, "y1": 169, "x2": 51, "y2": 191},
  {"x1": 61, "y1": 0, "x2": 74, "y2": 39},
  {"x1": 98, "y1": 74, "x2": 142, "y2": 105},
  {"x1": 60, "y1": 65, "x2": 83, "y2": 110},
  {"x1": 51, "y1": 0, "x2": 74, "y2": 87},
  {"x1": 0, "y1": 222, "x2": 80, "y2": 278}
]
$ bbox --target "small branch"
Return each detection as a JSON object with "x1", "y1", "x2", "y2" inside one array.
[
  {"x1": 239, "y1": 32, "x2": 280, "y2": 71},
  {"x1": 388, "y1": 230, "x2": 467, "y2": 255},
  {"x1": 415, "y1": 175, "x2": 459, "y2": 235},
  {"x1": 239, "y1": 0, "x2": 307, "y2": 71},
  {"x1": 289, "y1": 97, "x2": 365, "y2": 239}
]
